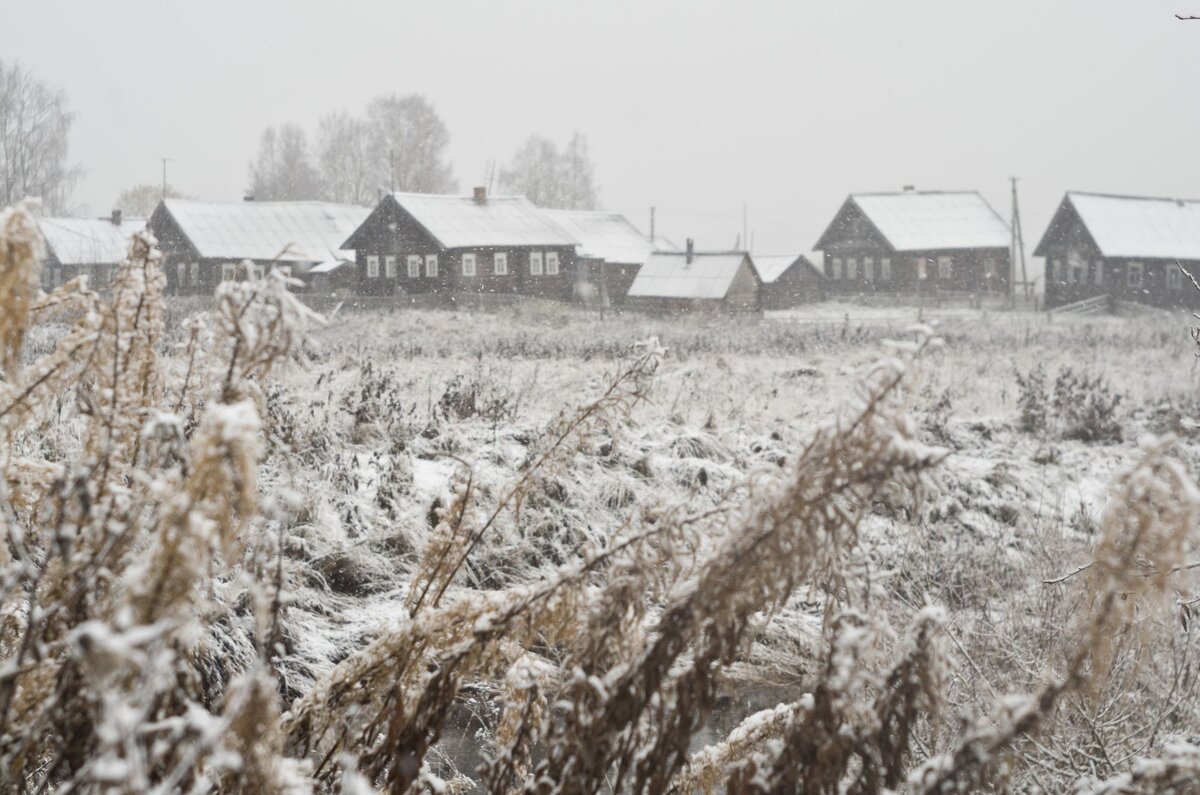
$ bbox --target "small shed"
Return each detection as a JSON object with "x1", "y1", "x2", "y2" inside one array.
[
  {"x1": 753, "y1": 253, "x2": 825, "y2": 308},
  {"x1": 1035, "y1": 191, "x2": 1200, "y2": 309},
  {"x1": 543, "y1": 209, "x2": 654, "y2": 306},
  {"x1": 38, "y1": 212, "x2": 145, "y2": 289},
  {"x1": 625, "y1": 246, "x2": 760, "y2": 313}
]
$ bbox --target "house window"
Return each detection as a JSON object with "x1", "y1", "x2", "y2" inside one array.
[
  {"x1": 846, "y1": 258, "x2": 858, "y2": 279},
  {"x1": 190, "y1": 262, "x2": 199, "y2": 285},
  {"x1": 917, "y1": 258, "x2": 928, "y2": 280},
  {"x1": 530, "y1": 251, "x2": 544, "y2": 275},
  {"x1": 494, "y1": 252, "x2": 509, "y2": 275},
  {"x1": 367, "y1": 255, "x2": 380, "y2": 278},
  {"x1": 830, "y1": 257, "x2": 843, "y2": 279},
  {"x1": 1168, "y1": 264, "x2": 1184, "y2": 291},
  {"x1": 863, "y1": 257, "x2": 874, "y2": 282},
  {"x1": 937, "y1": 256, "x2": 953, "y2": 279},
  {"x1": 253, "y1": 264, "x2": 266, "y2": 280},
  {"x1": 385, "y1": 255, "x2": 397, "y2": 278},
  {"x1": 880, "y1": 258, "x2": 892, "y2": 280},
  {"x1": 407, "y1": 255, "x2": 421, "y2": 278},
  {"x1": 546, "y1": 251, "x2": 560, "y2": 275},
  {"x1": 52, "y1": 267, "x2": 62, "y2": 287},
  {"x1": 462, "y1": 253, "x2": 476, "y2": 277},
  {"x1": 1093, "y1": 261, "x2": 1104, "y2": 285},
  {"x1": 177, "y1": 262, "x2": 186, "y2": 287},
  {"x1": 222, "y1": 263, "x2": 237, "y2": 281},
  {"x1": 1127, "y1": 261, "x2": 1143, "y2": 288},
  {"x1": 425, "y1": 254, "x2": 439, "y2": 277}
]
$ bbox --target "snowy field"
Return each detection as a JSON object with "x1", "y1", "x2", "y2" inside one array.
[{"x1": 247, "y1": 301, "x2": 1200, "y2": 785}]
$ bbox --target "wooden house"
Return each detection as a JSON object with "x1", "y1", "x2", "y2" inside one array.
[
  {"x1": 1035, "y1": 192, "x2": 1200, "y2": 309},
  {"x1": 148, "y1": 199, "x2": 369, "y2": 295},
  {"x1": 542, "y1": 209, "x2": 655, "y2": 306},
  {"x1": 753, "y1": 253, "x2": 825, "y2": 309},
  {"x1": 624, "y1": 243, "x2": 760, "y2": 313},
  {"x1": 814, "y1": 190, "x2": 1011, "y2": 295},
  {"x1": 342, "y1": 188, "x2": 579, "y2": 301},
  {"x1": 38, "y1": 211, "x2": 145, "y2": 290}
]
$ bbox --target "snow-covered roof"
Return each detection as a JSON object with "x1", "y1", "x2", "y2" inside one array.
[
  {"x1": 1059, "y1": 192, "x2": 1200, "y2": 260},
  {"x1": 162, "y1": 199, "x2": 370, "y2": 262},
  {"x1": 543, "y1": 210, "x2": 653, "y2": 265},
  {"x1": 38, "y1": 217, "x2": 145, "y2": 266},
  {"x1": 753, "y1": 253, "x2": 821, "y2": 284},
  {"x1": 831, "y1": 191, "x2": 1010, "y2": 252},
  {"x1": 626, "y1": 252, "x2": 750, "y2": 300},
  {"x1": 390, "y1": 192, "x2": 577, "y2": 249},
  {"x1": 307, "y1": 250, "x2": 356, "y2": 274}
]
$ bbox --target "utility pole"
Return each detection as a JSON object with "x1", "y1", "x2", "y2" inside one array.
[
  {"x1": 649, "y1": 206, "x2": 656, "y2": 244},
  {"x1": 390, "y1": 149, "x2": 396, "y2": 192},
  {"x1": 743, "y1": 203, "x2": 748, "y2": 253},
  {"x1": 1010, "y1": 177, "x2": 1029, "y2": 301},
  {"x1": 161, "y1": 157, "x2": 172, "y2": 201}
]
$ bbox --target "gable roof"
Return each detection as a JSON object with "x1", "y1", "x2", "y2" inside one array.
[
  {"x1": 816, "y1": 191, "x2": 1010, "y2": 252},
  {"x1": 160, "y1": 199, "x2": 370, "y2": 262},
  {"x1": 626, "y1": 252, "x2": 754, "y2": 300},
  {"x1": 543, "y1": 209, "x2": 653, "y2": 265},
  {"x1": 1035, "y1": 192, "x2": 1200, "y2": 261},
  {"x1": 386, "y1": 192, "x2": 577, "y2": 249},
  {"x1": 753, "y1": 253, "x2": 823, "y2": 284},
  {"x1": 39, "y1": 217, "x2": 145, "y2": 266}
]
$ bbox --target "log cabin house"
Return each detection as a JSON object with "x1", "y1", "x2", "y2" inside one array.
[
  {"x1": 1035, "y1": 192, "x2": 1200, "y2": 309},
  {"x1": 38, "y1": 211, "x2": 145, "y2": 290},
  {"x1": 542, "y1": 209, "x2": 655, "y2": 306},
  {"x1": 624, "y1": 242, "x2": 761, "y2": 313},
  {"x1": 753, "y1": 253, "x2": 826, "y2": 309},
  {"x1": 342, "y1": 188, "x2": 578, "y2": 301},
  {"x1": 148, "y1": 198, "x2": 369, "y2": 294},
  {"x1": 814, "y1": 190, "x2": 1011, "y2": 296}
]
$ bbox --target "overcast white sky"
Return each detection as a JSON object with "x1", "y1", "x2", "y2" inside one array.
[{"x1": 3, "y1": 1, "x2": 1200, "y2": 258}]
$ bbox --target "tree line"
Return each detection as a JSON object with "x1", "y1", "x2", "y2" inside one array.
[
  {"x1": 0, "y1": 60, "x2": 599, "y2": 219},
  {"x1": 246, "y1": 94, "x2": 598, "y2": 211}
]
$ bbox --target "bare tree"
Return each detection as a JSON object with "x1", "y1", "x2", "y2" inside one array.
[
  {"x1": 365, "y1": 93, "x2": 456, "y2": 194},
  {"x1": 499, "y1": 131, "x2": 598, "y2": 210},
  {"x1": 247, "y1": 123, "x2": 324, "y2": 201},
  {"x1": 316, "y1": 110, "x2": 373, "y2": 205},
  {"x1": 114, "y1": 183, "x2": 186, "y2": 217},
  {"x1": 0, "y1": 60, "x2": 80, "y2": 214}
]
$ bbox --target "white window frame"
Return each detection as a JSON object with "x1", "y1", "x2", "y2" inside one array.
[
  {"x1": 494, "y1": 252, "x2": 508, "y2": 275},
  {"x1": 425, "y1": 254, "x2": 439, "y2": 277},
  {"x1": 831, "y1": 257, "x2": 843, "y2": 279},
  {"x1": 937, "y1": 256, "x2": 953, "y2": 279},
  {"x1": 222, "y1": 263, "x2": 237, "y2": 282},
  {"x1": 546, "y1": 251, "x2": 560, "y2": 275},
  {"x1": 407, "y1": 255, "x2": 422, "y2": 278},
  {"x1": 253, "y1": 264, "x2": 266, "y2": 280},
  {"x1": 880, "y1": 258, "x2": 892, "y2": 280},
  {"x1": 846, "y1": 258, "x2": 858, "y2": 280},
  {"x1": 1093, "y1": 261, "x2": 1104, "y2": 285},
  {"x1": 385, "y1": 255, "x2": 397, "y2": 278},
  {"x1": 462, "y1": 252, "x2": 477, "y2": 277},
  {"x1": 917, "y1": 258, "x2": 928, "y2": 280},
  {"x1": 1127, "y1": 261, "x2": 1143, "y2": 288},
  {"x1": 367, "y1": 255, "x2": 380, "y2": 278},
  {"x1": 189, "y1": 262, "x2": 199, "y2": 285},
  {"x1": 52, "y1": 267, "x2": 62, "y2": 287},
  {"x1": 177, "y1": 262, "x2": 186, "y2": 287},
  {"x1": 530, "y1": 251, "x2": 544, "y2": 276},
  {"x1": 863, "y1": 257, "x2": 874, "y2": 282}
]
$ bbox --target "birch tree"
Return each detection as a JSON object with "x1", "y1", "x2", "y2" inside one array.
[
  {"x1": 0, "y1": 60, "x2": 79, "y2": 214},
  {"x1": 499, "y1": 131, "x2": 598, "y2": 210},
  {"x1": 247, "y1": 123, "x2": 323, "y2": 201}
]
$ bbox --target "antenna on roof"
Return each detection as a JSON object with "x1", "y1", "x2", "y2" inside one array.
[{"x1": 161, "y1": 157, "x2": 173, "y2": 201}]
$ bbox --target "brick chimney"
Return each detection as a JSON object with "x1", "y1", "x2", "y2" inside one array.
[
  {"x1": 685, "y1": 238, "x2": 694, "y2": 265},
  {"x1": 473, "y1": 186, "x2": 487, "y2": 204},
  {"x1": 902, "y1": 185, "x2": 915, "y2": 192},
  {"x1": 110, "y1": 209, "x2": 122, "y2": 226}
]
